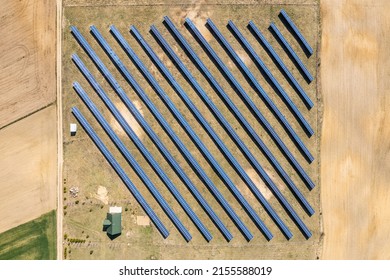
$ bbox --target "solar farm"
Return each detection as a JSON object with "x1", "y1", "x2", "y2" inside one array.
[{"x1": 61, "y1": 2, "x2": 321, "y2": 259}]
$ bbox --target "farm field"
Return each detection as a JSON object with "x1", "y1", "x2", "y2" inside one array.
[
  {"x1": 320, "y1": 0, "x2": 390, "y2": 259},
  {"x1": 62, "y1": 0, "x2": 321, "y2": 259},
  {"x1": 0, "y1": 0, "x2": 56, "y2": 129},
  {"x1": 0, "y1": 211, "x2": 56, "y2": 260},
  {"x1": 0, "y1": 106, "x2": 57, "y2": 234},
  {"x1": 0, "y1": 0, "x2": 57, "y2": 257}
]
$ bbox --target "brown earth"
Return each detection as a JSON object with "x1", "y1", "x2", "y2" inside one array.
[
  {"x1": 110, "y1": 100, "x2": 144, "y2": 139},
  {"x1": 0, "y1": 0, "x2": 56, "y2": 129},
  {"x1": 0, "y1": 0, "x2": 57, "y2": 237},
  {"x1": 0, "y1": 106, "x2": 57, "y2": 233},
  {"x1": 320, "y1": 0, "x2": 390, "y2": 259}
]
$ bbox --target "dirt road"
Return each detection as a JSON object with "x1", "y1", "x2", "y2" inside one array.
[
  {"x1": 56, "y1": 0, "x2": 63, "y2": 260},
  {"x1": 321, "y1": 0, "x2": 390, "y2": 259}
]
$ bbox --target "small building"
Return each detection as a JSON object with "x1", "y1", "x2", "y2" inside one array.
[
  {"x1": 70, "y1": 123, "x2": 77, "y2": 136},
  {"x1": 103, "y1": 206, "x2": 122, "y2": 237}
]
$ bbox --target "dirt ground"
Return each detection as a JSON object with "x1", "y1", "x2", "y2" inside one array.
[
  {"x1": 0, "y1": 0, "x2": 56, "y2": 129},
  {"x1": 0, "y1": 106, "x2": 57, "y2": 234},
  {"x1": 320, "y1": 0, "x2": 390, "y2": 259}
]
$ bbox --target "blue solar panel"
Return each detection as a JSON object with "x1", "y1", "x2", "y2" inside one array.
[
  {"x1": 248, "y1": 21, "x2": 314, "y2": 110},
  {"x1": 88, "y1": 25, "x2": 256, "y2": 241},
  {"x1": 185, "y1": 18, "x2": 315, "y2": 214},
  {"x1": 151, "y1": 22, "x2": 293, "y2": 238},
  {"x1": 187, "y1": 19, "x2": 314, "y2": 191},
  {"x1": 227, "y1": 20, "x2": 314, "y2": 137},
  {"x1": 279, "y1": 9, "x2": 313, "y2": 56},
  {"x1": 72, "y1": 54, "x2": 232, "y2": 242},
  {"x1": 70, "y1": 26, "x2": 245, "y2": 242},
  {"x1": 206, "y1": 18, "x2": 314, "y2": 164},
  {"x1": 162, "y1": 16, "x2": 311, "y2": 239},
  {"x1": 73, "y1": 82, "x2": 195, "y2": 242},
  {"x1": 110, "y1": 25, "x2": 273, "y2": 241},
  {"x1": 71, "y1": 107, "x2": 170, "y2": 239},
  {"x1": 269, "y1": 22, "x2": 313, "y2": 83}
]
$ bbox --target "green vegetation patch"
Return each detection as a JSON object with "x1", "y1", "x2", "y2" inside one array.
[{"x1": 0, "y1": 210, "x2": 57, "y2": 260}]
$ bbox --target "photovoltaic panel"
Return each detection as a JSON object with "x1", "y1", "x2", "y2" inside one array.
[{"x1": 71, "y1": 107, "x2": 170, "y2": 239}]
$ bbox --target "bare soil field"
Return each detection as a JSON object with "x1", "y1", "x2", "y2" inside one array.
[
  {"x1": 0, "y1": 106, "x2": 57, "y2": 234},
  {"x1": 0, "y1": 0, "x2": 57, "y2": 251},
  {"x1": 321, "y1": 0, "x2": 390, "y2": 259},
  {"x1": 62, "y1": 0, "x2": 320, "y2": 259},
  {"x1": 0, "y1": 0, "x2": 56, "y2": 129}
]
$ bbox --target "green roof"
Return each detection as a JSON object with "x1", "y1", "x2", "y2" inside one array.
[
  {"x1": 103, "y1": 219, "x2": 111, "y2": 227},
  {"x1": 106, "y1": 213, "x2": 121, "y2": 236}
]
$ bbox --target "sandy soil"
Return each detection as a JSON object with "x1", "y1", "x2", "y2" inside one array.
[
  {"x1": 321, "y1": 0, "x2": 390, "y2": 259},
  {"x1": 95, "y1": 186, "x2": 109, "y2": 205},
  {"x1": 0, "y1": 0, "x2": 56, "y2": 129},
  {"x1": 0, "y1": 106, "x2": 57, "y2": 234},
  {"x1": 136, "y1": 216, "x2": 151, "y2": 226},
  {"x1": 243, "y1": 169, "x2": 276, "y2": 201},
  {"x1": 110, "y1": 101, "x2": 144, "y2": 139}
]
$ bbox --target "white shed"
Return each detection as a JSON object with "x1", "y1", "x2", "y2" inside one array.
[{"x1": 70, "y1": 123, "x2": 77, "y2": 136}]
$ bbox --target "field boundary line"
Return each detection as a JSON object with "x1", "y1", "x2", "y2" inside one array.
[{"x1": 0, "y1": 102, "x2": 56, "y2": 131}]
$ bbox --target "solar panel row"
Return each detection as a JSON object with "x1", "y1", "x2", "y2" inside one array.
[
  {"x1": 74, "y1": 81, "x2": 198, "y2": 242},
  {"x1": 93, "y1": 25, "x2": 260, "y2": 242},
  {"x1": 248, "y1": 21, "x2": 314, "y2": 109},
  {"x1": 279, "y1": 9, "x2": 314, "y2": 56},
  {"x1": 71, "y1": 26, "x2": 253, "y2": 242},
  {"x1": 185, "y1": 18, "x2": 315, "y2": 214},
  {"x1": 206, "y1": 18, "x2": 314, "y2": 163},
  {"x1": 120, "y1": 25, "x2": 275, "y2": 240},
  {"x1": 71, "y1": 107, "x2": 170, "y2": 239},
  {"x1": 72, "y1": 54, "x2": 234, "y2": 242},
  {"x1": 186, "y1": 19, "x2": 314, "y2": 191},
  {"x1": 162, "y1": 16, "x2": 312, "y2": 239},
  {"x1": 70, "y1": 11, "x2": 316, "y2": 241},
  {"x1": 269, "y1": 23, "x2": 314, "y2": 83},
  {"x1": 227, "y1": 20, "x2": 314, "y2": 137},
  {"x1": 155, "y1": 21, "x2": 295, "y2": 238}
]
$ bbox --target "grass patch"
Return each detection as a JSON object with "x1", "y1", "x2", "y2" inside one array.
[{"x1": 0, "y1": 210, "x2": 57, "y2": 260}]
